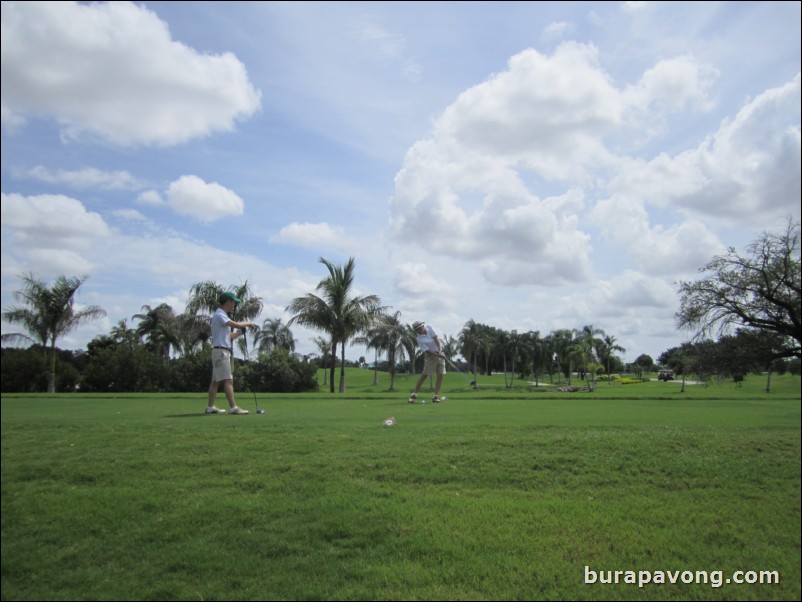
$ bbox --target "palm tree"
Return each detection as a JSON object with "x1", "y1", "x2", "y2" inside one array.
[
  {"x1": 133, "y1": 303, "x2": 180, "y2": 361},
  {"x1": 458, "y1": 319, "x2": 483, "y2": 389},
  {"x1": 287, "y1": 257, "x2": 383, "y2": 392},
  {"x1": 541, "y1": 333, "x2": 557, "y2": 383},
  {"x1": 496, "y1": 329, "x2": 512, "y2": 387},
  {"x1": 550, "y1": 329, "x2": 574, "y2": 384},
  {"x1": 310, "y1": 336, "x2": 332, "y2": 386},
  {"x1": 2, "y1": 273, "x2": 106, "y2": 393},
  {"x1": 598, "y1": 334, "x2": 626, "y2": 382},
  {"x1": 401, "y1": 328, "x2": 418, "y2": 375},
  {"x1": 574, "y1": 324, "x2": 605, "y2": 383},
  {"x1": 255, "y1": 318, "x2": 296, "y2": 354},
  {"x1": 109, "y1": 319, "x2": 138, "y2": 347},
  {"x1": 380, "y1": 311, "x2": 412, "y2": 391},
  {"x1": 441, "y1": 334, "x2": 459, "y2": 362},
  {"x1": 353, "y1": 324, "x2": 387, "y2": 386},
  {"x1": 175, "y1": 310, "x2": 208, "y2": 355},
  {"x1": 522, "y1": 330, "x2": 544, "y2": 385}
]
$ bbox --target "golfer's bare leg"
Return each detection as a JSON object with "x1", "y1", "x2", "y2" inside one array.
[
  {"x1": 413, "y1": 373, "x2": 428, "y2": 394},
  {"x1": 208, "y1": 379, "x2": 219, "y2": 407},
  {"x1": 222, "y1": 379, "x2": 237, "y2": 408}
]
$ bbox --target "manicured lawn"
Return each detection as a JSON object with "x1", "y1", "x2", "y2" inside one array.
[{"x1": 2, "y1": 371, "x2": 799, "y2": 600}]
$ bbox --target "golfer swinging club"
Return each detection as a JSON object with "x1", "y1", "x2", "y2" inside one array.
[
  {"x1": 206, "y1": 291, "x2": 257, "y2": 415},
  {"x1": 408, "y1": 320, "x2": 446, "y2": 404}
]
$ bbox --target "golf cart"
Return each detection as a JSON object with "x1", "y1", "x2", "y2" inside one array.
[{"x1": 657, "y1": 370, "x2": 674, "y2": 381}]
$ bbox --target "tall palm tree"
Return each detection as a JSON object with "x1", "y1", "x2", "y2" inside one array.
[
  {"x1": 287, "y1": 257, "x2": 383, "y2": 393},
  {"x1": 2, "y1": 273, "x2": 106, "y2": 393}
]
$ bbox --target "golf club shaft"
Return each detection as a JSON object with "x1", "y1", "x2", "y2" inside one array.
[
  {"x1": 445, "y1": 356, "x2": 470, "y2": 381},
  {"x1": 241, "y1": 330, "x2": 259, "y2": 410}
]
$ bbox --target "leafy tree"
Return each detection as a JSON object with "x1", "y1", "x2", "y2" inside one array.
[
  {"x1": 677, "y1": 220, "x2": 801, "y2": 360},
  {"x1": 2, "y1": 273, "x2": 105, "y2": 393},
  {"x1": 287, "y1": 257, "x2": 383, "y2": 392},
  {"x1": 634, "y1": 353, "x2": 655, "y2": 376},
  {"x1": 246, "y1": 349, "x2": 318, "y2": 393},
  {"x1": 1, "y1": 347, "x2": 48, "y2": 392},
  {"x1": 80, "y1": 343, "x2": 169, "y2": 392}
]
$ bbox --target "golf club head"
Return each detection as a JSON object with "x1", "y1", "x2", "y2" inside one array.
[{"x1": 256, "y1": 409, "x2": 265, "y2": 414}]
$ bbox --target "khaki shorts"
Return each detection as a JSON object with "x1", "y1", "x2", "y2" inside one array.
[
  {"x1": 422, "y1": 353, "x2": 446, "y2": 376},
  {"x1": 211, "y1": 348, "x2": 233, "y2": 382}
]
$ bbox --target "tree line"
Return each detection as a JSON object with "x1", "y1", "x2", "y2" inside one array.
[{"x1": 2, "y1": 222, "x2": 799, "y2": 394}]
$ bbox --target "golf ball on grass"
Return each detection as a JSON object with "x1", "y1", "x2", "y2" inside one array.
[{"x1": 256, "y1": 409, "x2": 265, "y2": 414}]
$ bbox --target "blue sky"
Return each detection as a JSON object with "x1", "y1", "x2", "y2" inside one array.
[{"x1": 2, "y1": 1, "x2": 800, "y2": 364}]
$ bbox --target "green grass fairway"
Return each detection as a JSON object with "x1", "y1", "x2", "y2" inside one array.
[{"x1": 2, "y1": 371, "x2": 800, "y2": 600}]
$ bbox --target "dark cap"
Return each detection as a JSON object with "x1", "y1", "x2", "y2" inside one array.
[{"x1": 219, "y1": 291, "x2": 241, "y2": 304}]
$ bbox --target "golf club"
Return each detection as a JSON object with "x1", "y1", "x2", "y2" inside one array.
[
  {"x1": 240, "y1": 328, "x2": 264, "y2": 414},
  {"x1": 444, "y1": 355, "x2": 471, "y2": 383}
]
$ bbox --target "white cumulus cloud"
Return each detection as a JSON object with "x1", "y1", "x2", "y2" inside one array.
[
  {"x1": 165, "y1": 175, "x2": 245, "y2": 223},
  {"x1": 1, "y1": 1, "x2": 261, "y2": 146},
  {"x1": 271, "y1": 222, "x2": 356, "y2": 253}
]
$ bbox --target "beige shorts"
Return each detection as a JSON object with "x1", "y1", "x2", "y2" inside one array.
[
  {"x1": 422, "y1": 353, "x2": 446, "y2": 376},
  {"x1": 211, "y1": 348, "x2": 233, "y2": 382}
]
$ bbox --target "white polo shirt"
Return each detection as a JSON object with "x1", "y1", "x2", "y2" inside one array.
[{"x1": 416, "y1": 324, "x2": 440, "y2": 354}]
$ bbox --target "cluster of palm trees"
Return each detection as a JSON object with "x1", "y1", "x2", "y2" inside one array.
[
  {"x1": 2, "y1": 259, "x2": 630, "y2": 395},
  {"x1": 456, "y1": 321, "x2": 626, "y2": 388},
  {"x1": 111, "y1": 280, "x2": 296, "y2": 361}
]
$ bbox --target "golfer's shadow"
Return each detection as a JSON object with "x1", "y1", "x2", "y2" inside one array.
[{"x1": 165, "y1": 413, "x2": 212, "y2": 419}]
